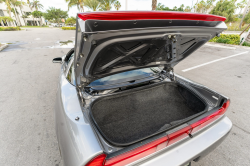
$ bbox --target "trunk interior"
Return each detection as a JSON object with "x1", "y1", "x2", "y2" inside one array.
[{"x1": 90, "y1": 82, "x2": 207, "y2": 146}]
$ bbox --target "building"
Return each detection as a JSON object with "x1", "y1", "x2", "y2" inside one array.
[{"x1": 0, "y1": 3, "x2": 45, "y2": 26}]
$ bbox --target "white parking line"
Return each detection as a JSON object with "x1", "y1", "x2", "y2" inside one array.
[
  {"x1": 182, "y1": 51, "x2": 249, "y2": 72},
  {"x1": 205, "y1": 43, "x2": 236, "y2": 50}
]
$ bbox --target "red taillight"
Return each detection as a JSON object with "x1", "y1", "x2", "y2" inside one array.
[
  {"x1": 104, "y1": 136, "x2": 168, "y2": 166},
  {"x1": 167, "y1": 126, "x2": 192, "y2": 146},
  {"x1": 190, "y1": 100, "x2": 230, "y2": 134},
  {"x1": 78, "y1": 11, "x2": 226, "y2": 22},
  {"x1": 85, "y1": 153, "x2": 107, "y2": 166},
  {"x1": 86, "y1": 100, "x2": 230, "y2": 166}
]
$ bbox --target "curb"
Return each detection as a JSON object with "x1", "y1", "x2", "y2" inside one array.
[
  {"x1": 207, "y1": 42, "x2": 250, "y2": 50},
  {"x1": 0, "y1": 43, "x2": 8, "y2": 52}
]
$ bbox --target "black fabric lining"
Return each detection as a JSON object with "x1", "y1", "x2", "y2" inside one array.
[{"x1": 90, "y1": 82, "x2": 206, "y2": 145}]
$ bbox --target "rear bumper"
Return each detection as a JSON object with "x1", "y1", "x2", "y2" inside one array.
[{"x1": 130, "y1": 116, "x2": 232, "y2": 166}]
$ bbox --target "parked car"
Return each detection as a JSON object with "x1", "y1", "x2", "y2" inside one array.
[{"x1": 53, "y1": 11, "x2": 232, "y2": 166}]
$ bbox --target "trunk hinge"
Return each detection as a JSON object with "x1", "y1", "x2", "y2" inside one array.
[
  {"x1": 166, "y1": 35, "x2": 177, "y2": 61},
  {"x1": 162, "y1": 67, "x2": 175, "y2": 82}
]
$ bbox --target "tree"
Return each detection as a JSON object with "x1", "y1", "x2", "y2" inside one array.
[
  {"x1": 66, "y1": 0, "x2": 84, "y2": 12},
  {"x1": 0, "y1": 0, "x2": 16, "y2": 26},
  {"x1": 43, "y1": 7, "x2": 68, "y2": 25},
  {"x1": 184, "y1": 6, "x2": 192, "y2": 12},
  {"x1": 210, "y1": 0, "x2": 237, "y2": 22},
  {"x1": 21, "y1": 12, "x2": 30, "y2": 26},
  {"x1": 84, "y1": 0, "x2": 101, "y2": 11},
  {"x1": 98, "y1": 0, "x2": 117, "y2": 11},
  {"x1": 114, "y1": 1, "x2": 121, "y2": 10},
  {"x1": 30, "y1": 0, "x2": 43, "y2": 26},
  {"x1": 156, "y1": 3, "x2": 186, "y2": 11},
  {"x1": 30, "y1": 0, "x2": 43, "y2": 11},
  {"x1": 65, "y1": 16, "x2": 76, "y2": 26},
  {"x1": 152, "y1": 0, "x2": 157, "y2": 10},
  {"x1": 31, "y1": 11, "x2": 43, "y2": 26},
  {"x1": 239, "y1": 0, "x2": 250, "y2": 28},
  {"x1": 0, "y1": 16, "x2": 14, "y2": 26},
  {"x1": 12, "y1": 0, "x2": 26, "y2": 26},
  {"x1": 237, "y1": 0, "x2": 247, "y2": 15},
  {"x1": 17, "y1": 1, "x2": 27, "y2": 26}
]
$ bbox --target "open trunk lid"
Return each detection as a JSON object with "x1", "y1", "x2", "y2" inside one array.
[{"x1": 73, "y1": 11, "x2": 227, "y2": 88}]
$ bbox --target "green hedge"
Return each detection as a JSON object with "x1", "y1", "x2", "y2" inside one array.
[
  {"x1": 62, "y1": 27, "x2": 76, "y2": 30},
  {"x1": 0, "y1": 27, "x2": 21, "y2": 31},
  {"x1": 209, "y1": 34, "x2": 240, "y2": 45}
]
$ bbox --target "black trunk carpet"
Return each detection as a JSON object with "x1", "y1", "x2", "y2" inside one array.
[{"x1": 91, "y1": 83, "x2": 206, "y2": 145}]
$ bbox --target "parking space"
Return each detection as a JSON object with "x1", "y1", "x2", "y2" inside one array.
[{"x1": 0, "y1": 28, "x2": 250, "y2": 166}]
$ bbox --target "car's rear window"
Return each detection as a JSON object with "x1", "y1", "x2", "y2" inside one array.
[{"x1": 89, "y1": 67, "x2": 162, "y2": 86}]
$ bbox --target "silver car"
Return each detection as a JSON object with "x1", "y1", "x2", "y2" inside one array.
[{"x1": 53, "y1": 11, "x2": 232, "y2": 166}]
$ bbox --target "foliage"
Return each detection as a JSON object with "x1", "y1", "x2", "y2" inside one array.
[
  {"x1": 62, "y1": 27, "x2": 76, "y2": 30},
  {"x1": 244, "y1": 12, "x2": 250, "y2": 23},
  {"x1": 0, "y1": 26, "x2": 21, "y2": 31},
  {"x1": 84, "y1": 0, "x2": 101, "y2": 11},
  {"x1": 66, "y1": 0, "x2": 84, "y2": 12},
  {"x1": 114, "y1": 0, "x2": 121, "y2": 11},
  {"x1": 209, "y1": 34, "x2": 240, "y2": 45},
  {"x1": 184, "y1": 6, "x2": 192, "y2": 12},
  {"x1": 30, "y1": 0, "x2": 43, "y2": 11},
  {"x1": 242, "y1": 42, "x2": 250, "y2": 47},
  {"x1": 226, "y1": 21, "x2": 250, "y2": 31},
  {"x1": 237, "y1": 0, "x2": 247, "y2": 15},
  {"x1": 31, "y1": 10, "x2": 43, "y2": 18},
  {"x1": 65, "y1": 16, "x2": 76, "y2": 25},
  {"x1": 210, "y1": 0, "x2": 237, "y2": 22},
  {"x1": 156, "y1": 3, "x2": 185, "y2": 11},
  {"x1": 43, "y1": 7, "x2": 68, "y2": 24},
  {"x1": 98, "y1": 0, "x2": 117, "y2": 11},
  {"x1": 194, "y1": 0, "x2": 215, "y2": 13},
  {"x1": 0, "y1": 16, "x2": 14, "y2": 23}
]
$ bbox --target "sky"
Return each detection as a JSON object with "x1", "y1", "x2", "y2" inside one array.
[{"x1": 39, "y1": 0, "x2": 242, "y2": 17}]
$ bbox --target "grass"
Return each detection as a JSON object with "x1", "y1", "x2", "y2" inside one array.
[
  {"x1": 22, "y1": 26, "x2": 49, "y2": 28},
  {"x1": 62, "y1": 27, "x2": 76, "y2": 30},
  {"x1": 0, "y1": 27, "x2": 21, "y2": 31},
  {"x1": 226, "y1": 21, "x2": 250, "y2": 31},
  {"x1": 59, "y1": 40, "x2": 73, "y2": 46}
]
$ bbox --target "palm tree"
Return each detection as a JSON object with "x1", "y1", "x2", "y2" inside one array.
[
  {"x1": 84, "y1": 0, "x2": 101, "y2": 11},
  {"x1": 17, "y1": 1, "x2": 27, "y2": 26},
  {"x1": 66, "y1": 0, "x2": 85, "y2": 12},
  {"x1": 98, "y1": 0, "x2": 117, "y2": 11},
  {"x1": 0, "y1": 0, "x2": 15, "y2": 26},
  {"x1": 152, "y1": 0, "x2": 157, "y2": 10},
  {"x1": 12, "y1": 1, "x2": 26, "y2": 26},
  {"x1": 11, "y1": 8, "x2": 20, "y2": 26},
  {"x1": 237, "y1": 0, "x2": 247, "y2": 16},
  {"x1": 114, "y1": 1, "x2": 121, "y2": 10},
  {"x1": 0, "y1": 16, "x2": 5, "y2": 26},
  {"x1": 21, "y1": 13, "x2": 29, "y2": 26},
  {"x1": 30, "y1": 0, "x2": 43, "y2": 26},
  {"x1": 184, "y1": 6, "x2": 192, "y2": 12},
  {"x1": 0, "y1": 16, "x2": 14, "y2": 26}
]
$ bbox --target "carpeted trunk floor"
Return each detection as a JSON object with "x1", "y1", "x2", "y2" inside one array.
[{"x1": 91, "y1": 83, "x2": 206, "y2": 145}]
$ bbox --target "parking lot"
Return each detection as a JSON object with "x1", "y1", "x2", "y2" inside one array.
[{"x1": 0, "y1": 28, "x2": 250, "y2": 166}]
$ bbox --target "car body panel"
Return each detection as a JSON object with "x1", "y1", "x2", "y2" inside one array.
[
  {"x1": 128, "y1": 116, "x2": 232, "y2": 166},
  {"x1": 55, "y1": 66, "x2": 102, "y2": 166}
]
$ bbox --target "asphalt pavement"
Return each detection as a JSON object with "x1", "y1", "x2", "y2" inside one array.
[{"x1": 0, "y1": 28, "x2": 250, "y2": 166}]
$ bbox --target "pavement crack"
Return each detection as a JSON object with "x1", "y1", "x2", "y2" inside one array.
[{"x1": 233, "y1": 124, "x2": 250, "y2": 135}]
